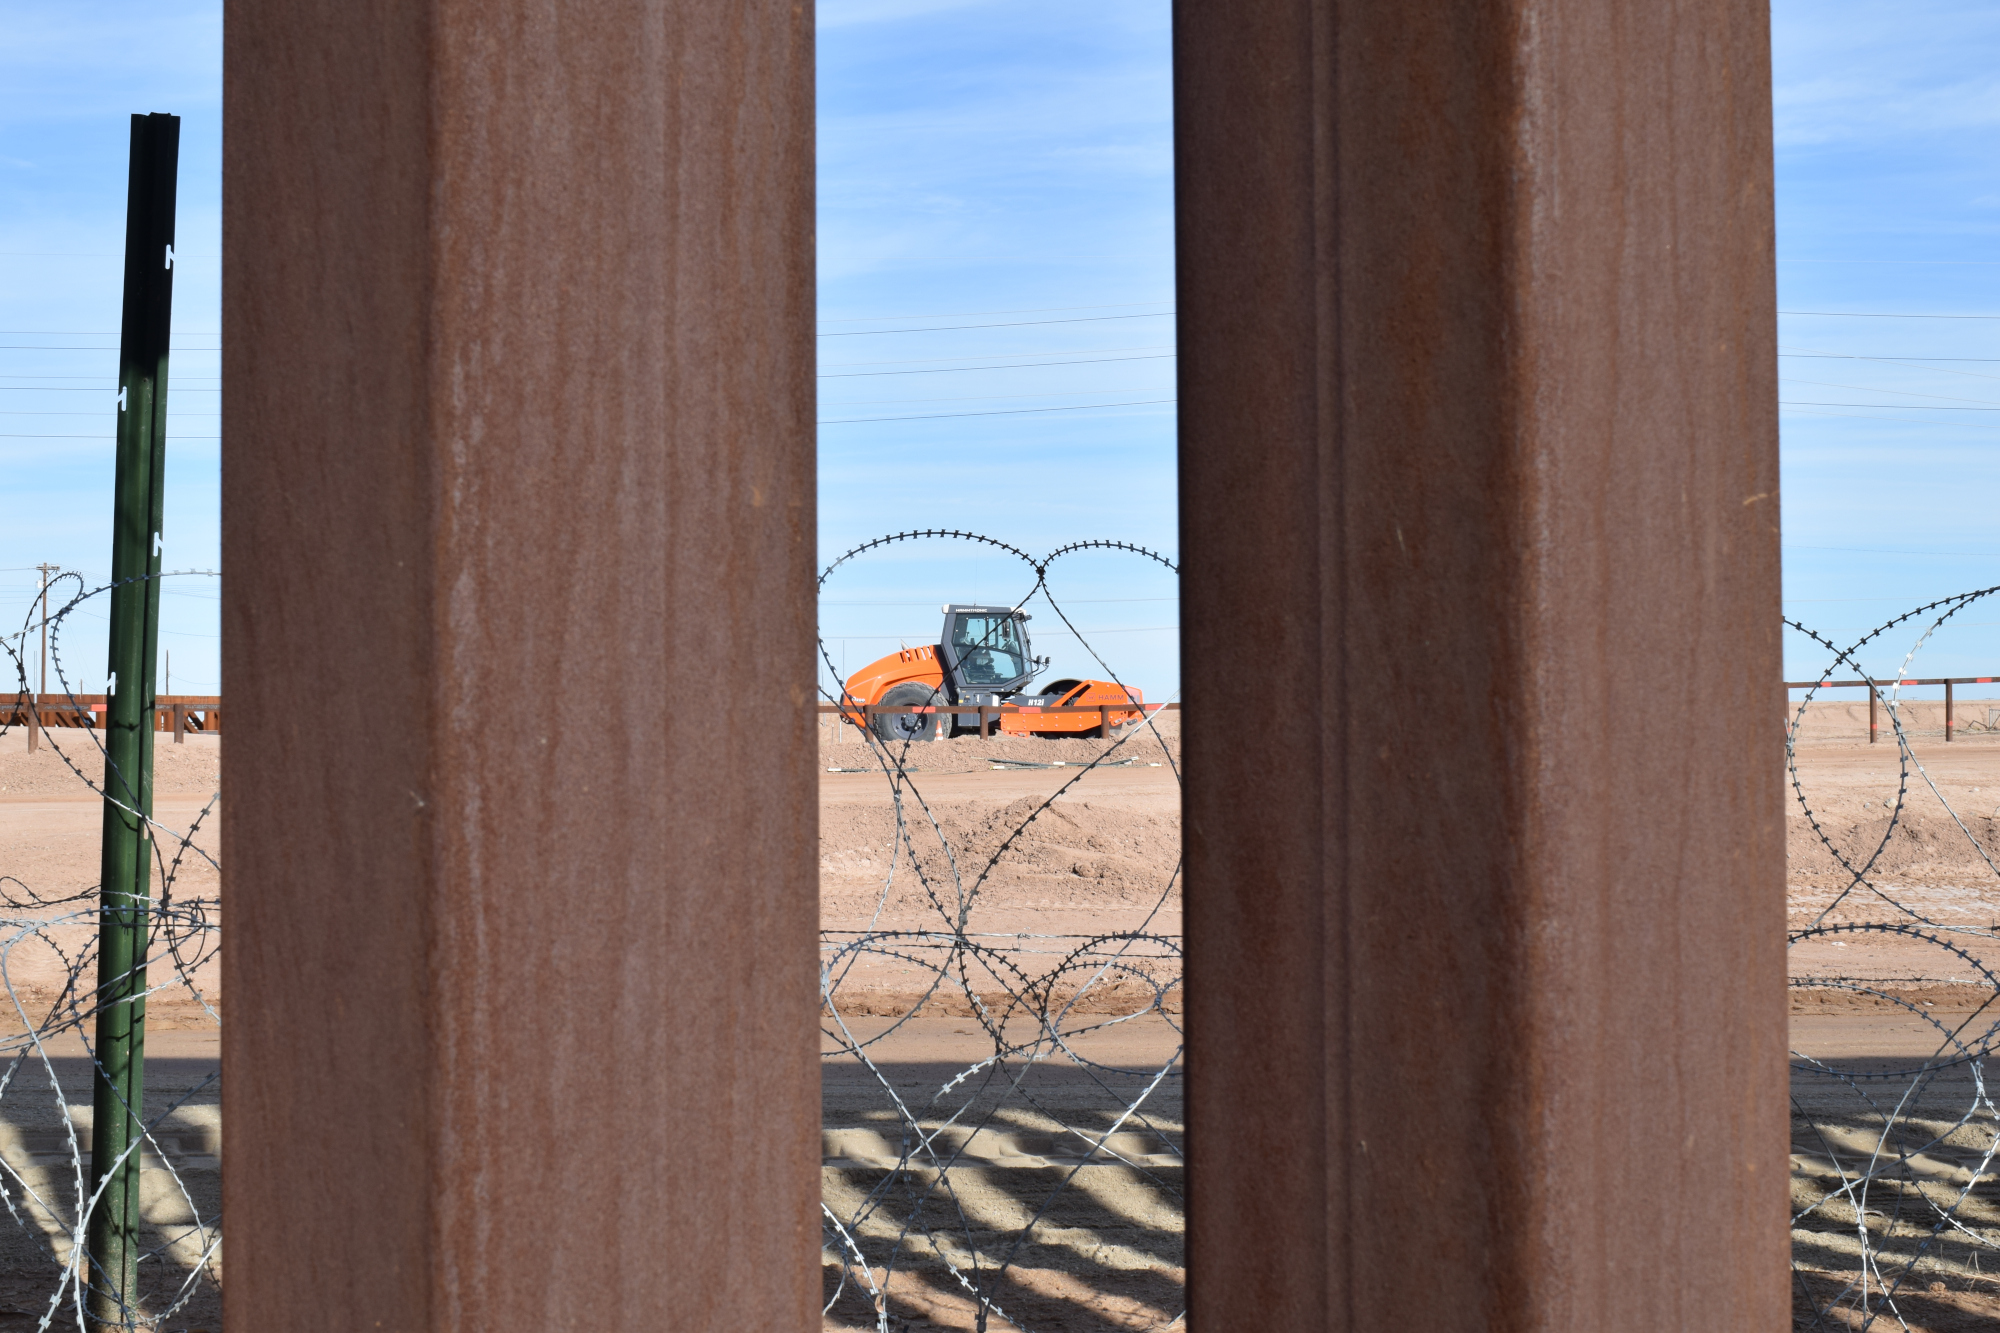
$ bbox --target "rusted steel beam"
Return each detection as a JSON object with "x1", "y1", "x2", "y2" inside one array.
[
  {"x1": 222, "y1": 1, "x2": 816, "y2": 1327},
  {"x1": 1175, "y1": 0, "x2": 1785, "y2": 1326}
]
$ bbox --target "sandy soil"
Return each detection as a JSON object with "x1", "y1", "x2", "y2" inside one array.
[
  {"x1": 819, "y1": 719, "x2": 1183, "y2": 1331},
  {"x1": 820, "y1": 716, "x2": 1180, "y2": 1016},
  {"x1": 0, "y1": 729, "x2": 219, "y2": 801},
  {"x1": 0, "y1": 789, "x2": 220, "y2": 1029},
  {"x1": 0, "y1": 730, "x2": 221, "y2": 1331},
  {"x1": 0, "y1": 1030, "x2": 220, "y2": 1331},
  {"x1": 821, "y1": 1016, "x2": 1181, "y2": 1333},
  {"x1": 1786, "y1": 726, "x2": 2000, "y2": 1007},
  {"x1": 34, "y1": 706, "x2": 2000, "y2": 1328},
  {"x1": 1785, "y1": 713, "x2": 2000, "y2": 1329}
]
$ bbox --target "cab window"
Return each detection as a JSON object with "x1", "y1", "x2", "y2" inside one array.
[{"x1": 950, "y1": 613, "x2": 1026, "y2": 684}]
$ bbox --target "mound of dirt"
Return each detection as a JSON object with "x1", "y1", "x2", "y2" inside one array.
[
  {"x1": 0, "y1": 730, "x2": 219, "y2": 798},
  {"x1": 1790, "y1": 696, "x2": 2000, "y2": 747},
  {"x1": 1789, "y1": 809, "x2": 2000, "y2": 884}
]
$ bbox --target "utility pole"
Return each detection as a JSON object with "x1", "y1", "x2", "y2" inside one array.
[
  {"x1": 27, "y1": 563, "x2": 58, "y2": 754},
  {"x1": 34, "y1": 563, "x2": 56, "y2": 699},
  {"x1": 88, "y1": 111, "x2": 177, "y2": 1332}
]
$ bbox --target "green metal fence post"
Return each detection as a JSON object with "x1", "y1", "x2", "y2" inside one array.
[{"x1": 87, "y1": 111, "x2": 178, "y2": 1331}]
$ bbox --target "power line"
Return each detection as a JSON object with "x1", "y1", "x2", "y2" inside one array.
[
  {"x1": 1783, "y1": 400, "x2": 2000, "y2": 411},
  {"x1": 0, "y1": 387, "x2": 221, "y2": 393},
  {"x1": 1779, "y1": 379, "x2": 2000, "y2": 407},
  {"x1": 822, "y1": 597, "x2": 1177, "y2": 606},
  {"x1": 825, "y1": 386, "x2": 1172, "y2": 408},
  {"x1": 821, "y1": 353, "x2": 1174, "y2": 379},
  {"x1": 1780, "y1": 407, "x2": 2000, "y2": 432},
  {"x1": 1781, "y1": 352, "x2": 2000, "y2": 378},
  {"x1": 0, "y1": 412, "x2": 222, "y2": 417},
  {"x1": 1780, "y1": 310, "x2": 2000, "y2": 321},
  {"x1": 820, "y1": 398, "x2": 1174, "y2": 425},
  {"x1": 818, "y1": 312, "x2": 1173, "y2": 338},
  {"x1": 819, "y1": 302, "x2": 1169, "y2": 323},
  {"x1": 822, "y1": 344, "x2": 1171, "y2": 368},
  {"x1": 1785, "y1": 544, "x2": 2000, "y2": 556}
]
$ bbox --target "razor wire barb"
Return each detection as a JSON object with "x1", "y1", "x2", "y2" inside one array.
[
  {"x1": 1786, "y1": 583, "x2": 2000, "y2": 1330},
  {"x1": 0, "y1": 571, "x2": 221, "y2": 1332},
  {"x1": 818, "y1": 531, "x2": 1184, "y2": 1332}
]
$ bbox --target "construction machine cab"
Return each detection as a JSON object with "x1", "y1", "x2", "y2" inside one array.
[{"x1": 942, "y1": 606, "x2": 1035, "y2": 691}]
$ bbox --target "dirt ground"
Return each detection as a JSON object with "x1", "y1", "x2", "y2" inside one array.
[
  {"x1": 22, "y1": 706, "x2": 2000, "y2": 1329},
  {"x1": 0, "y1": 729, "x2": 221, "y2": 1332},
  {"x1": 818, "y1": 715, "x2": 1183, "y2": 1332},
  {"x1": 1785, "y1": 705, "x2": 2000, "y2": 1331},
  {"x1": 0, "y1": 1029, "x2": 221, "y2": 1332}
]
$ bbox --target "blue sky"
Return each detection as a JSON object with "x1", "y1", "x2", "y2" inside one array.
[
  {"x1": 3, "y1": 1, "x2": 1998, "y2": 703},
  {"x1": 0, "y1": 5, "x2": 220, "y2": 697},
  {"x1": 1772, "y1": 1, "x2": 2000, "y2": 694},
  {"x1": 814, "y1": 0, "x2": 1176, "y2": 700}
]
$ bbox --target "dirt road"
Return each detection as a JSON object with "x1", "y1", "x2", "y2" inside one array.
[{"x1": 818, "y1": 730, "x2": 1184, "y2": 1331}]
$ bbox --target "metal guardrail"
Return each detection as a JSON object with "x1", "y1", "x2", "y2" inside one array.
[{"x1": 1785, "y1": 676, "x2": 2000, "y2": 744}]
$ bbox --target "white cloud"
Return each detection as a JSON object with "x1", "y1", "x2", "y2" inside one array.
[{"x1": 1772, "y1": 0, "x2": 2000, "y2": 146}]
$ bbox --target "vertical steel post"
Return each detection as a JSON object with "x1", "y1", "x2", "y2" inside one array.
[
  {"x1": 1947, "y1": 680, "x2": 1954, "y2": 742},
  {"x1": 1870, "y1": 685, "x2": 1878, "y2": 744},
  {"x1": 225, "y1": 2, "x2": 816, "y2": 1319},
  {"x1": 88, "y1": 111, "x2": 177, "y2": 1331},
  {"x1": 1177, "y1": 0, "x2": 1785, "y2": 1322}
]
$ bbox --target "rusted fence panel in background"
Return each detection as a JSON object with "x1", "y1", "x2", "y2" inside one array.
[
  {"x1": 1176, "y1": 0, "x2": 1787, "y2": 1326},
  {"x1": 1, "y1": 695, "x2": 219, "y2": 726},
  {"x1": 4, "y1": 695, "x2": 220, "y2": 748},
  {"x1": 222, "y1": 0, "x2": 817, "y2": 1327}
]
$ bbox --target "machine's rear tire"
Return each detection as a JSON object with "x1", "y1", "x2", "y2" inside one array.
[{"x1": 871, "y1": 683, "x2": 940, "y2": 743}]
